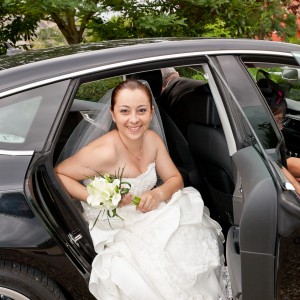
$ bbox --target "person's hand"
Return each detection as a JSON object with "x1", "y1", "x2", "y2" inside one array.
[
  {"x1": 137, "y1": 190, "x2": 160, "y2": 213},
  {"x1": 282, "y1": 166, "x2": 300, "y2": 196},
  {"x1": 119, "y1": 194, "x2": 132, "y2": 208}
]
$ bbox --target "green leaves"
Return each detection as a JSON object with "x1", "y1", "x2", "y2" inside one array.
[
  {"x1": 0, "y1": 0, "x2": 40, "y2": 54},
  {"x1": 136, "y1": 13, "x2": 186, "y2": 33},
  {"x1": 0, "y1": 0, "x2": 298, "y2": 53}
]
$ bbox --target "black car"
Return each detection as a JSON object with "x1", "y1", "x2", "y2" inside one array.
[{"x1": 1, "y1": 38, "x2": 300, "y2": 300}]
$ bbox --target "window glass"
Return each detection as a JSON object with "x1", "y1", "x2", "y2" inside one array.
[
  {"x1": 0, "y1": 97, "x2": 41, "y2": 144},
  {"x1": 76, "y1": 76, "x2": 123, "y2": 102},
  {"x1": 56, "y1": 69, "x2": 209, "y2": 164},
  {"x1": 242, "y1": 69, "x2": 281, "y2": 151},
  {"x1": 175, "y1": 66, "x2": 208, "y2": 83},
  {"x1": 54, "y1": 76, "x2": 123, "y2": 163},
  {"x1": 245, "y1": 64, "x2": 300, "y2": 157},
  {"x1": 247, "y1": 66, "x2": 300, "y2": 102},
  {"x1": 0, "y1": 80, "x2": 70, "y2": 151}
]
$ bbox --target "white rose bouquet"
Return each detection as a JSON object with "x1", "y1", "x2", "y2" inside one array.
[{"x1": 86, "y1": 167, "x2": 140, "y2": 229}]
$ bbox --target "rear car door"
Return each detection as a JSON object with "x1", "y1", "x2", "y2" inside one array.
[
  {"x1": 0, "y1": 81, "x2": 72, "y2": 249},
  {"x1": 24, "y1": 79, "x2": 96, "y2": 271}
]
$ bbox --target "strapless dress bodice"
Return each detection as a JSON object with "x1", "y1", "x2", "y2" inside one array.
[{"x1": 122, "y1": 162, "x2": 157, "y2": 197}]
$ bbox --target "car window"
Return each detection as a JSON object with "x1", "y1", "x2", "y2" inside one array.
[
  {"x1": 0, "y1": 80, "x2": 70, "y2": 152},
  {"x1": 221, "y1": 60, "x2": 293, "y2": 164},
  {"x1": 76, "y1": 76, "x2": 123, "y2": 102},
  {"x1": 245, "y1": 64, "x2": 300, "y2": 158},
  {"x1": 247, "y1": 65, "x2": 300, "y2": 102},
  {"x1": 208, "y1": 55, "x2": 282, "y2": 161},
  {"x1": 0, "y1": 96, "x2": 41, "y2": 144},
  {"x1": 55, "y1": 66, "x2": 214, "y2": 165},
  {"x1": 242, "y1": 71, "x2": 283, "y2": 153},
  {"x1": 173, "y1": 66, "x2": 208, "y2": 83}
]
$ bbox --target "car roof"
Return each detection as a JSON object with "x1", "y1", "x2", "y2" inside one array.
[{"x1": 1, "y1": 38, "x2": 300, "y2": 94}]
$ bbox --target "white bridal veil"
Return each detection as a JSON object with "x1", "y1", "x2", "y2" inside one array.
[{"x1": 57, "y1": 80, "x2": 167, "y2": 164}]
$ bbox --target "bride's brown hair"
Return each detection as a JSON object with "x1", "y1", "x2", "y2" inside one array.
[{"x1": 111, "y1": 79, "x2": 153, "y2": 110}]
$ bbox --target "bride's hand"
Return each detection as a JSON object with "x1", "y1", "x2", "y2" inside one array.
[
  {"x1": 119, "y1": 194, "x2": 132, "y2": 207},
  {"x1": 137, "y1": 191, "x2": 160, "y2": 213}
]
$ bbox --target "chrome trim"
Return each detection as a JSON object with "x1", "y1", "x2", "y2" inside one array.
[
  {"x1": 68, "y1": 232, "x2": 83, "y2": 248},
  {"x1": 0, "y1": 150, "x2": 34, "y2": 156},
  {"x1": 0, "y1": 50, "x2": 293, "y2": 98}
]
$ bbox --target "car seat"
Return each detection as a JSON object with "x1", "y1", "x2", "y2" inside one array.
[
  {"x1": 185, "y1": 86, "x2": 234, "y2": 230},
  {"x1": 159, "y1": 106, "x2": 201, "y2": 188},
  {"x1": 126, "y1": 70, "x2": 163, "y2": 98}
]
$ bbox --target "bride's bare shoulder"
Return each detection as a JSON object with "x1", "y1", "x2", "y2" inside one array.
[
  {"x1": 145, "y1": 130, "x2": 165, "y2": 147},
  {"x1": 79, "y1": 131, "x2": 118, "y2": 163},
  {"x1": 89, "y1": 130, "x2": 117, "y2": 146}
]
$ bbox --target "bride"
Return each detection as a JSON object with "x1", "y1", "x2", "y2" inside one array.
[{"x1": 55, "y1": 79, "x2": 229, "y2": 300}]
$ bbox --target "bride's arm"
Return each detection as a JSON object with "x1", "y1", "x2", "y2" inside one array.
[
  {"x1": 137, "y1": 133, "x2": 183, "y2": 212},
  {"x1": 54, "y1": 143, "x2": 115, "y2": 202}
]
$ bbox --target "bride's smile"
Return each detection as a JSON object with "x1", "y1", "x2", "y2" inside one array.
[{"x1": 127, "y1": 125, "x2": 142, "y2": 133}]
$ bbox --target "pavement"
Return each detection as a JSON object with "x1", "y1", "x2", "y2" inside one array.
[{"x1": 279, "y1": 229, "x2": 300, "y2": 300}]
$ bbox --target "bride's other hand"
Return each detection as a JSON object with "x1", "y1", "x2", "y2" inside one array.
[
  {"x1": 137, "y1": 190, "x2": 160, "y2": 213},
  {"x1": 119, "y1": 194, "x2": 132, "y2": 207}
]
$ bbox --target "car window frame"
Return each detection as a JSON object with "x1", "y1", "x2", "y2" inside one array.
[{"x1": 0, "y1": 80, "x2": 71, "y2": 153}]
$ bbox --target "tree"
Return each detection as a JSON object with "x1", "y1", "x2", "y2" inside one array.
[
  {"x1": 0, "y1": 0, "x2": 298, "y2": 53},
  {"x1": 156, "y1": 0, "x2": 296, "y2": 40},
  {"x1": 4, "y1": 0, "x2": 104, "y2": 44},
  {"x1": 287, "y1": 0, "x2": 300, "y2": 16},
  {"x1": 0, "y1": 0, "x2": 40, "y2": 54},
  {"x1": 88, "y1": 0, "x2": 296, "y2": 41},
  {"x1": 86, "y1": 0, "x2": 188, "y2": 41},
  {"x1": 215, "y1": 0, "x2": 296, "y2": 40}
]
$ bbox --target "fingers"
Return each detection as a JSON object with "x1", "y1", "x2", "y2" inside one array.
[
  {"x1": 119, "y1": 194, "x2": 132, "y2": 207},
  {"x1": 118, "y1": 192, "x2": 160, "y2": 212},
  {"x1": 137, "y1": 193, "x2": 159, "y2": 213}
]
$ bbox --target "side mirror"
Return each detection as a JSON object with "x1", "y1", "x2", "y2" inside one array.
[{"x1": 282, "y1": 68, "x2": 300, "y2": 80}]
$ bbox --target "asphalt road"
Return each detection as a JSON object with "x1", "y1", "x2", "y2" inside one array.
[{"x1": 279, "y1": 229, "x2": 300, "y2": 299}]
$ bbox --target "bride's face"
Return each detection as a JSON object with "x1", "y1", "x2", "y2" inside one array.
[{"x1": 111, "y1": 88, "x2": 154, "y2": 140}]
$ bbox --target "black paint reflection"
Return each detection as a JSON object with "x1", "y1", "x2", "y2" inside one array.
[
  {"x1": 0, "y1": 192, "x2": 34, "y2": 218},
  {"x1": 0, "y1": 192, "x2": 50, "y2": 247}
]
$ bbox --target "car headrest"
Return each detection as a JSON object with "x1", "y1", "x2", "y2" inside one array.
[
  {"x1": 126, "y1": 70, "x2": 163, "y2": 98},
  {"x1": 187, "y1": 84, "x2": 221, "y2": 126}
]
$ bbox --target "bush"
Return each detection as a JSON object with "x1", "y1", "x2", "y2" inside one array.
[{"x1": 76, "y1": 77, "x2": 123, "y2": 101}]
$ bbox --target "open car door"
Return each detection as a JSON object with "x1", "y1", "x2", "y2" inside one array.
[{"x1": 207, "y1": 56, "x2": 300, "y2": 300}]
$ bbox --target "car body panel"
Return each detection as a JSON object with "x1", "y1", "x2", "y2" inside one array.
[
  {"x1": 0, "y1": 39, "x2": 299, "y2": 96},
  {"x1": 0, "y1": 154, "x2": 52, "y2": 247}
]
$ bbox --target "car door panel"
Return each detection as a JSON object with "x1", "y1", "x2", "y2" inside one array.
[
  {"x1": 228, "y1": 146, "x2": 277, "y2": 300},
  {"x1": 278, "y1": 191, "x2": 300, "y2": 236},
  {"x1": 0, "y1": 153, "x2": 52, "y2": 247},
  {"x1": 29, "y1": 152, "x2": 96, "y2": 268}
]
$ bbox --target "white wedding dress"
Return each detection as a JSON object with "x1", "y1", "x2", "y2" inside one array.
[{"x1": 82, "y1": 162, "x2": 231, "y2": 300}]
